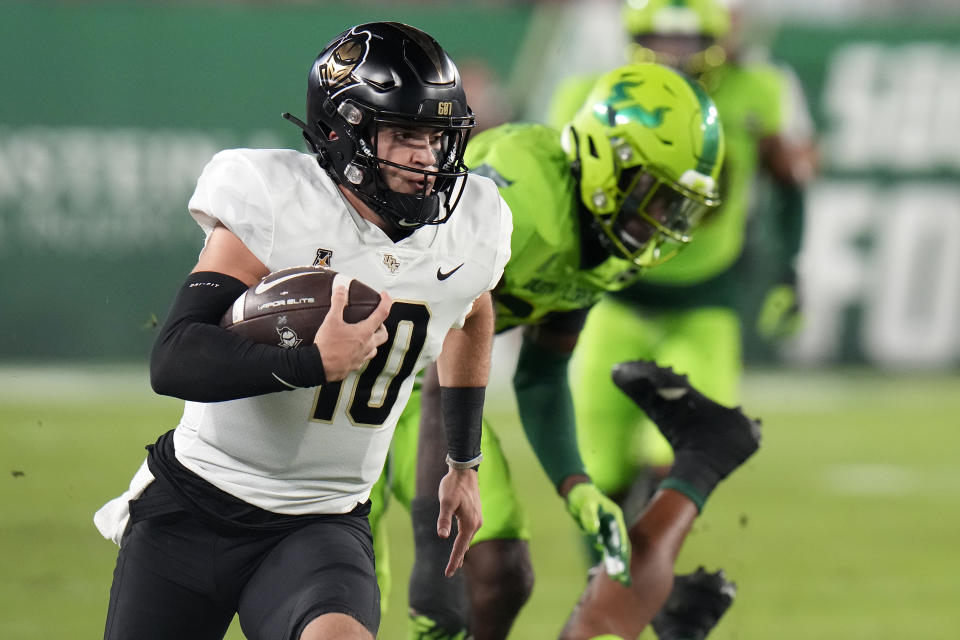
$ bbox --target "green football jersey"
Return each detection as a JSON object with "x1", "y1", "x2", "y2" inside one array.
[
  {"x1": 549, "y1": 62, "x2": 788, "y2": 287},
  {"x1": 465, "y1": 123, "x2": 643, "y2": 333}
]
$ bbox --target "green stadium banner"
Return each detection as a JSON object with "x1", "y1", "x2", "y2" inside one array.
[
  {"x1": 0, "y1": 3, "x2": 532, "y2": 362},
  {"x1": 3, "y1": 4, "x2": 958, "y2": 369},
  {"x1": 769, "y1": 22, "x2": 960, "y2": 368}
]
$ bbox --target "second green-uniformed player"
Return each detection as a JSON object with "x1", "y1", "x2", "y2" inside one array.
[
  {"x1": 548, "y1": 0, "x2": 816, "y2": 522},
  {"x1": 370, "y1": 62, "x2": 726, "y2": 639}
]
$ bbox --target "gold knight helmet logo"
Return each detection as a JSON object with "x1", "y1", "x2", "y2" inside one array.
[{"x1": 321, "y1": 30, "x2": 370, "y2": 90}]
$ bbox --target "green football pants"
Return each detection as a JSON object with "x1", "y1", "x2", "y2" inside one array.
[{"x1": 570, "y1": 298, "x2": 742, "y2": 495}]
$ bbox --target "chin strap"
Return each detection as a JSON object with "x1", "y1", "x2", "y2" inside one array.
[{"x1": 281, "y1": 112, "x2": 321, "y2": 153}]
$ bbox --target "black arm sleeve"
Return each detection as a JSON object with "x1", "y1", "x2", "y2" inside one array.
[
  {"x1": 150, "y1": 271, "x2": 326, "y2": 402},
  {"x1": 440, "y1": 386, "x2": 485, "y2": 464}
]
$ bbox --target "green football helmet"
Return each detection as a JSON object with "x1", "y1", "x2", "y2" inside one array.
[
  {"x1": 622, "y1": 0, "x2": 731, "y2": 75},
  {"x1": 561, "y1": 63, "x2": 724, "y2": 267}
]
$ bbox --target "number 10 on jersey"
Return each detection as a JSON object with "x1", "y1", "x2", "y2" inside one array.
[{"x1": 311, "y1": 301, "x2": 430, "y2": 426}]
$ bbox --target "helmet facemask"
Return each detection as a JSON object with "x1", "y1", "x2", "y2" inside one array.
[
  {"x1": 595, "y1": 160, "x2": 719, "y2": 266},
  {"x1": 343, "y1": 106, "x2": 474, "y2": 229}
]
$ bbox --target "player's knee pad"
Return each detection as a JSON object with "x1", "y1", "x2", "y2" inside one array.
[{"x1": 408, "y1": 497, "x2": 470, "y2": 634}]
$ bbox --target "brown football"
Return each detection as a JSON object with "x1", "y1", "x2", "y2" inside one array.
[{"x1": 220, "y1": 266, "x2": 381, "y2": 348}]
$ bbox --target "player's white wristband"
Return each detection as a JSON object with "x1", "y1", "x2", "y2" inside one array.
[{"x1": 446, "y1": 453, "x2": 483, "y2": 470}]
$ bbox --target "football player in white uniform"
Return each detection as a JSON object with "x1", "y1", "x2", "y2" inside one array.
[{"x1": 95, "y1": 22, "x2": 512, "y2": 640}]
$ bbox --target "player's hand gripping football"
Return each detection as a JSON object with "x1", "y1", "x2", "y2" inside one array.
[
  {"x1": 314, "y1": 285, "x2": 392, "y2": 381},
  {"x1": 565, "y1": 482, "x2": 632, "y2": 586},
  {"x1": 436, "y1": 466, "x2": 482, "y2": 578}
]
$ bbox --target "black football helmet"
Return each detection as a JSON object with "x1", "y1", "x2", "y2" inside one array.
[{"x1": 284, "y1": 22, "x2": 476, "y2": 230}]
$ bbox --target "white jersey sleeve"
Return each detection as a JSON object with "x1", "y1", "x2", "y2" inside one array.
[{"x1": 187, "y1": 150, "x2": 276, "y2": 265}]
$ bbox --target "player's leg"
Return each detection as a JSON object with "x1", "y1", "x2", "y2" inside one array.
[
  {"x1": 300, "y1": 613, "x2": 374, "y2": 640},
  {"x1": 560, "y1": 361, "x2": 760, "y2": 639},
  {"x1": 572, "y1": 304, "x2": 745, "y2": 639},
  {"x1": 623, "y1": 306, "x2": 743, "y2": 507},
  {"x1": 559, "y1": 489, "x2": 698, "y2": 640},
  {"x1": 611, "y1": 359, "x2": 760, "y2": 518},
  {"x1": 637, "y1": 308, "x2": 743, "y2": 640},
  {"x1": 103, "y1": 483, "x2": 238, "y2": 640},
  {"x1": 623, "y1": 305, "x2": 742, "y2": 507},
  {"x1": 461, "y1": 421, "x2": 534, "y2": 640},
  {"x1": 559, "y1": 511, "x2": 736, "y2": 640},
  {"x1": 384, "y1": 382, "x2": 474, "y2": 639},
  {"x1": 386, "y1": 386, "x2": 472, "y2": 638},
  {"x1": 237, "y1": 509, "x2": 379, "y2": 640},
  {"x1": 394, "y1": 365, "x2": 533, "y2": 640},
  {"x1": 399, "y1": 413, "x2": 534, "y2": 640}
]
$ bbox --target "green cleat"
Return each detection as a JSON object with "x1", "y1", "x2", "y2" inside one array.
[{"x1": 408, "y1": 612, "x2": 471, "y2": 640}]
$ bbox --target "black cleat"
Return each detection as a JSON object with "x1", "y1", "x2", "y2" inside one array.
[
  {"x1": 611, "y1": 360, "x2": 761, "y2": 503},
  {"x1": 652, "y1": 567, "x2": 737, "y2": 640}
]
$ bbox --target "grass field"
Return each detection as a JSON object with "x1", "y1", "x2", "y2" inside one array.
[{"x1": 2, "y1": 363, "x2": 959, "y2": 639}]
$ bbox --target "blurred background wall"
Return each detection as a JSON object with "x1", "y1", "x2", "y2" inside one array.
[{"x1": 2, "y1": 0, "x2": 959, "y2": 369}]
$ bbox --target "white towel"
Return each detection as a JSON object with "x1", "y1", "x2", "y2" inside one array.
[{"x1": 93, "y1": 459, "x2": 154, "y2": 546}]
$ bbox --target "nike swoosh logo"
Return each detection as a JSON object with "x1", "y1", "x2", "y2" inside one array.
[
  {"x1": 254, "y1": 272, "x2": 312, "y2": 295},
  {"x1": 436, "y1": 263, "x2": 465, "y2": 281}
]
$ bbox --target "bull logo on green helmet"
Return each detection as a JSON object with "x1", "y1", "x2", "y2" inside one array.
[{"x1": 594, "y1": 80, "x2": 671, "y2": 128}]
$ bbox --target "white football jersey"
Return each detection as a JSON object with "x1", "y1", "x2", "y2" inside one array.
[{"x1": 174, "y1": 149, "x2": 509, "y2": 515}]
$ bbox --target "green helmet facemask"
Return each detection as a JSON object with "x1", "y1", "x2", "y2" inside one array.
[
  {"x1": 561, "y1": 62, "x2": 724, "y2": 267},
  {"x1": 622, "y1": 0, "x2": 731, "y2": 75}
]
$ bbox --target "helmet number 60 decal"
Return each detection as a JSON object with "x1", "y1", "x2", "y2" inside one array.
[{"x1": 310, "y1": 301, "x2": 430, "y2": 426}]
